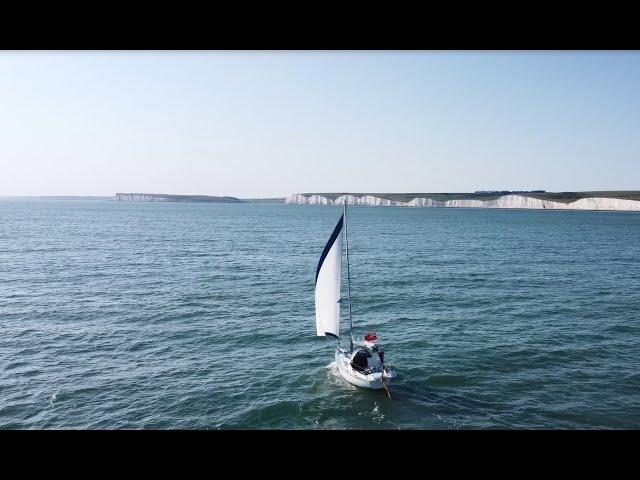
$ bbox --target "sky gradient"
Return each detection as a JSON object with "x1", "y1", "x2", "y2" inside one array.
[{"x1": 1, "y1": 51, "x2": 639, "y2": 197}]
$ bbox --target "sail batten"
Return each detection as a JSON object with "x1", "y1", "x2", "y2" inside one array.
[{"x1": 315, "y1": 215, "x2": 343, "y2": 338}]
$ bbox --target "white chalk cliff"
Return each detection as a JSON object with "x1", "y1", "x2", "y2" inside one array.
[{"x1": 285, "y1": 193, "x2": 640, "y2": 211}]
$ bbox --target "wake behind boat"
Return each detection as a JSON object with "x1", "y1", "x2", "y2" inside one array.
[{"x1": 314, "y1": 202, "x2": 396, "y2": 396}]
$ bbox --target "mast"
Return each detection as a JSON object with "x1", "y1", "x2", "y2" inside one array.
[{"x1": 344, "y1": 200, "x2": 354, "y2": 352}]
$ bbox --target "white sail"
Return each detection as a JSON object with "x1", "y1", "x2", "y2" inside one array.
[{"x1": 315, "y1": 214, "x2": 343, "y2": 338}]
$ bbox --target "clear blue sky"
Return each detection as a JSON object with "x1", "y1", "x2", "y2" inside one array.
[{"x1": 1, "y1": 51, "x2": 639, "y2": 197}]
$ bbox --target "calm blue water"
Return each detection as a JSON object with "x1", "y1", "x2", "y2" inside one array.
[{"x1": 1, "y1": 200, "x2": 640, "y2": 429}]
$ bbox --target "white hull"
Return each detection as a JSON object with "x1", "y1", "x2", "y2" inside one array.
[{"x1": 335, "y1": 349, "x2": 395, "y2": 390}]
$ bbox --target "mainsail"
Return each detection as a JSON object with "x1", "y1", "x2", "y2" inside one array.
[{"x1": 315, "y1": 214, "x2": 343, "y2": 338}]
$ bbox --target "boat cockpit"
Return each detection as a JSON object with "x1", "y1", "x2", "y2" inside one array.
[{"x1": 349, "y1": 347, "x2": 382, "y2": 374}]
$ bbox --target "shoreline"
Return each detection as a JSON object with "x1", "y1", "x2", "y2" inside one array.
[{"x1": 285, "y1": 193, "x2": 640, "y2": 212}]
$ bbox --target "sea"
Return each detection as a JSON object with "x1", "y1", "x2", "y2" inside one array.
[{"x1": 1, "y1": 199, "x2": 639, "y2": 429}]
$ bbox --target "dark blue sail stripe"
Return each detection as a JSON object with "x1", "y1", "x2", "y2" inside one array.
[{"x1": 315, "y1": 214, "x2": 343, "y2": 286}]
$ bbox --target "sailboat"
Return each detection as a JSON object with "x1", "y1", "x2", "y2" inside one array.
[{"x1": 315, "y1": 201, "x2": 397, "y2": 396}]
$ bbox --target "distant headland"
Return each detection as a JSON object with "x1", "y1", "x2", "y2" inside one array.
[
  {"x1": 285, "y1": 191, "x2": 640, "y2": 211},
  {"x1": 115, "y1": 193, "x2": 243, "y2": 203}
]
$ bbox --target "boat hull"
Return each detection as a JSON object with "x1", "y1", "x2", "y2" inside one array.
[{"x1": 335, "y1": 349, "x2": 391, "y2": 390}]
